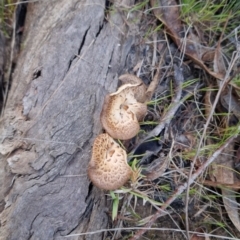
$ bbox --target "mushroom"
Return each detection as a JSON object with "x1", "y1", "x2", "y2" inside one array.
[
  {"x1": 88, "y1": 133, "x2": 132, "y2": 190},
  {"x1": 118, "y1": 74, "x2": 147, "y2": 103},
  {"x1": 101, "y1": 83, "x2": 147, "y2": 140}
]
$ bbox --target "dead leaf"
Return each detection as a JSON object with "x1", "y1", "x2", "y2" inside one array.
[
  {"x1": 221, "y1": 90, "x2": 240, "y2": 119},
  {"x1": 209, "y1": 142, "x2": 240, "y2": 232},
  {"x1": 214, "y1": 14, "x2": 229, "y2": 79},
  {"x1": 142, "y1": 154, "x2": 168, "y2": 181},
  {"x1": 202, "y1": 50, "x2": 215, "y2": 62},
  {"x1": 203, "y1": 180, "x2": 240, "y2": 190},
  {"x1": 210, "y1": 144, "x2": 234, "y2": 184},
  {"x1": 145, "y1": 66, "x2": 161, "y2": 101},
  {"x1": 222, "y1": 188, "x2": 240, "y2": 232},
  {"x1": 133, "y1": 61, "x2": 143, "y2": 73},
  {"x1": 213, "y1": 43, "x2": 226, "y2": 77},
  {"x1": 234, "y1": 145, "x2": 240, "y2": 173},
  {"x1": 150, "y1": 0, "x2": 225, "y2": 80},
  {"x1": 204, "y1": 85, "x2": 216, "y2": 122},
  {"x1": 175, "y1": 133, "x2": 196, "y2": 152}
]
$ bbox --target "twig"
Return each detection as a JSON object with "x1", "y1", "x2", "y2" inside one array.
[
  {"x1": 151, "y1": 33, "x2": 157, "y2": 67},
  {"x1": 184, "y1": 46, "x2": 240, "y2": 239},
  {"x1": 147, "y1": 65, "x2": 183, "y2": 137},
  {"x1": 5, "y1": 0, "x2": 39, "y2": 6},
  {"x1": 203, "y1": 180, "x2": 240, "y2": 190},
  {"x1": 1, "y1": 1, "x2": 18, "y2": 116},
  {"x1": 145, "y1": 47, "x2": 166, "y2": 101},
  {"x1": 129, "y1": 128, "x2": 240, "y2": 240},
  {"x1": 128, "y1": 65, "x2": 192, "y2": 160},
  {"x1": 64, "y1": 225, "x2": 240, "y2": 239},
  {"x1": 111, "y1": 193, "x2": 132, "y2": 240}
]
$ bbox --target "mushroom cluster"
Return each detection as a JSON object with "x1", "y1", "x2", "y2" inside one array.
[
  {"x1": 101, "y1": 83, "x2": 147, "y2": 140},
  {"x1": 88, "y1": 74, "x2": 147, "y2": 190}
]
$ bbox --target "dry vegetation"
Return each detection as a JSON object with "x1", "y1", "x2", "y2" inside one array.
[
  {"x1": 100, "y1": 1, "x2": 240, "y2": 239},
  {"x1": 1, "y1": 0, "x2": 240, "y2": 239}
]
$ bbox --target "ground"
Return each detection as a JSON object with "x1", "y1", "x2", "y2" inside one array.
[{"x1": 1, "y1": 0, "x2": 240, "y2": 240}]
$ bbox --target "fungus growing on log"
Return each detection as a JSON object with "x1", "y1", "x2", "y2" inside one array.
[
  {"x1": 119, "y1": 74, "x2": 147, "y2": 103},
  {"x1": 100, "y1": 83, "x2": 147, "y2": 140},
  {"x1": 88, "y1": 133, "x2": 132, "y2": 190}
]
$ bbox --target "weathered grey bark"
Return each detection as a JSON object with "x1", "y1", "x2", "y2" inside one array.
[
  {"x1": 0, "y1": 31, "x2": 5, "y2": 111},
  {"x1": 0, "y1": 0, "x2": 138, "y2": 239}
]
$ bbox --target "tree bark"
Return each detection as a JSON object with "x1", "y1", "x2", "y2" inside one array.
[{"x1": 0, "y1": 0, "x2": 137, "y2": 239}]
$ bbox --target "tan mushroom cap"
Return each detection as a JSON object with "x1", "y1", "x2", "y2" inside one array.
[
  {"x1": 111, "y1": 84, "x2": 147, "y2": 120},
  {"x1": 88, "y1": 133, "x2": 132, "y2": 190},
  {"x1": 119, "y1": 74, "x2": 147, "y2": 103},
  {"x1": 101, "y1": 84, "x2": 147, "y2": 140}
]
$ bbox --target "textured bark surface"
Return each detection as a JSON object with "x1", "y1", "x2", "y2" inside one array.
[
  {"x1": 0, "y1": 31, "x2": 5, "y2": 111},
  {"x1": 0, "y1": 0, "x2": 137, "y2": 239}
]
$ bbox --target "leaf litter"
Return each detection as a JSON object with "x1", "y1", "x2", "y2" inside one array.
[{"x1": 103, "y1": 1, "x2": 240, "y2": 240}]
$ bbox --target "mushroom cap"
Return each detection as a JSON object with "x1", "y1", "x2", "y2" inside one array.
[
  {"x1": 101, "y1": 84, "x2": 147, "y2": 140},
  {"x1": 111, "y1": 84, "x2": 147, "y2": 120},
  {"x1": 88, "y1": 133, "x2": 132, "y2": 190},
  {"x1": 119, "y1": 74, "x2": 147, "y2": 103}
]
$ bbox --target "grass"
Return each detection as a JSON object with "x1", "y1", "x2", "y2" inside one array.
[
  {"x1": 180, "y1": 0, "x2": 240, "y2": 40},
  {"x1": 0, "y1": 0, "x2": 16, "y2": 36},
  {"x1": 1, "y1": 0, "x2": 240, "y2": 239},
  {"x1": 105, "y1": 0, "x2": 240, "y2": 239},
  {"x1": 125, "y1": 0, "x2": 149, "y2": 16}
]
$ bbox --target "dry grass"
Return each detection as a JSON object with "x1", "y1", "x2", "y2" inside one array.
[{"x1": 100, "y1": 1, "x2": 240, "y2": 239}]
